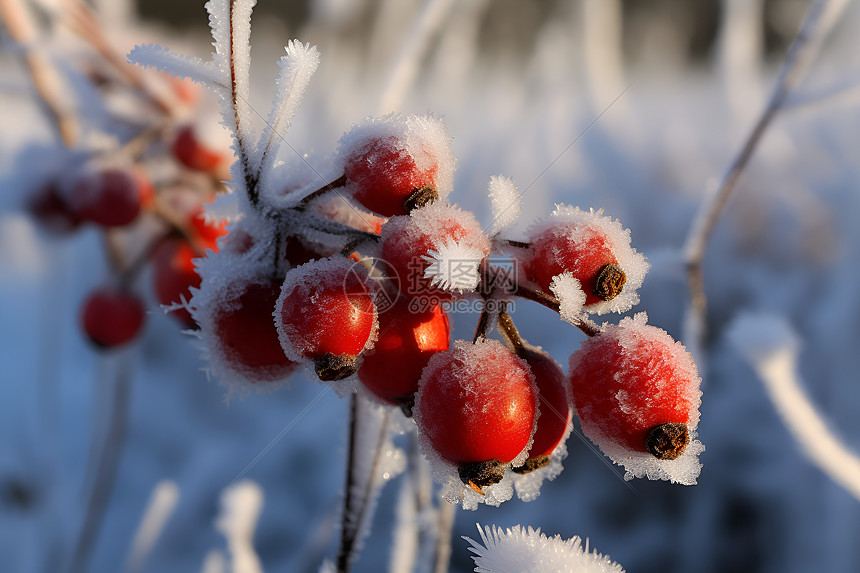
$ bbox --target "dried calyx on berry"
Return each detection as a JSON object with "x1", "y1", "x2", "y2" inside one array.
[
  {"x1": 567, "y1": 313, "x2": 703, "y2": 485},
  {"x1": 337, "y1": 114, "x2": 455, "y2": 217},
  {"x1": 275, "y1": 256, "x2": 378, "y2": 384},
  {"x1": 521, "y1": 205, "x2": 649, "y2": 315}
]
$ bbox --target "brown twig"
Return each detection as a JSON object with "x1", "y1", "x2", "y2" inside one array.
[
  {"x1": 62, "y1": 0, "x2": 176, "y2": 117},
  {"x1": 0, "y1": 0, "x2": 78, "y2": 146},
  {"x1": 682, "y1": 0, "x2": 849, "y2": 355}
]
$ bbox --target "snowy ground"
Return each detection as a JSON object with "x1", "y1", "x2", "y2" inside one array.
[{"x1": 2, "y1": 1, "x2": 860, "y2": 572}]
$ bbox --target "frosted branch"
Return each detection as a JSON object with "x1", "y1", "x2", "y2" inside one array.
[
  {"x1": 123, "y1": 481, "x2": 180, "y2": 573},
  {"x1": 127, "y1": 44, "x2": 226, "y2": 90},
  {"x1": 255, "y1": 41, "x2": 320, "y2": 187},
  {"x1": 728, "y1": 313, "x2": 860, "y2": 503},
  {"x1": 216, "y1": 481, "x2": 264, "y2": 573},
  {"x1": 682, "y1": 0, "x2": 850, "y2": 359}
]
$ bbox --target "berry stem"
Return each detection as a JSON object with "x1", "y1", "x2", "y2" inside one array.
[
  {"x1": 497, "y1": 304, "x2": 526, "y2": 354},
  {"x1": 486, "y1": 264, "x2": 601, "y2": 337},
  {"x1": 293, "y1": 174, "x2": 348, "y2": 211},
  {"x1": 505, "y1": 239, "x2": 531, "y2": 250},
  {"x1": 118, "y1": 229, "x2": 180, "y2": 291}
]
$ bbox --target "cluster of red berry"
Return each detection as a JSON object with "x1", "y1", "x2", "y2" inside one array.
[
  {"x1": 28, "y1": 106, "x2": 231, "y2": 348},
  {"x1": 181, "y1": 111, "x2": 702, "y2": 500}
]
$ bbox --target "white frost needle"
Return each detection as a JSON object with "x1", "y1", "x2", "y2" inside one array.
[
  {"x1": 464, "y1": 524, "x2": 625, "y2": 573},
  {"x1": 422, "y1": 239, "x2": 484, "y2": 292}
]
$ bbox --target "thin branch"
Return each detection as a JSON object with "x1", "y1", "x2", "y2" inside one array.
[
  {"x1": 62, "y1": 0, "x2": 176, "y2": 116},
  {"x1": 293, "y1": 174, "x2": 348, "y2": 211},
  {"x1": 485, "y1": 265, "x2": 601, "y2": 337},
  {"x1": 68, "y1": 353, "x2": 133, "y2": 573},
  {"x1": 682, "y1": 0, "x2": 850, "y2": 354},
  {"x1": 335, "y1": 396, "x2": 392, "y2": 572},
  {"x1": 0, "y1": 0, "x2": 78, "y2": 146}
]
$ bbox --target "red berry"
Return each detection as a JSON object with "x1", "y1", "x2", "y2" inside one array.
[
  {"x1": 28, "y1": 182, "x2": 83, "y2": 233},
  {"x1": 81, "y1": 287, "x2": 146, "y2": 348},
  {"x1": 276, "y1": 257, "x2": 377, "y2": 381},
  {"x1": 379, "y1": 203, "x2": 490, "y2": 300},
  {"x1": 213, "y1": 280, "x2": 297, "y2": 380},
  {"x1": 414, "y1": 339, "x2": 537, "y2": 469},
  {"x1": 152, "y1": 238, "x2": 201, "y2": 328},
  {"x1": 568, "y1": 314, "x2": 701, "y2": 460},
  {"x1": 172, "y1": 125, "x2": 226, "y2": 173},
  {"x1": 188, "y1": 209, "x2": 228, "y2": 252},
  {"x1": 343, "y1": 135, "x2": 439, "y2": 217},
  {"x1": 358, "y1": 297, "x2": 450, "y2": 408},
  {"x1": 521, "y1": 206, "x2": 648, "y2": 314},
  {"x1": 70, "y1": 168, "x2": 142, "y2": 227},
  {"x1": 515, "y1": 348, "x2": 570, "y2": 470}
]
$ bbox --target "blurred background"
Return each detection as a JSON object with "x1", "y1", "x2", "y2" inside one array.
[{"x1": 2, "y1": 0, "x2": 860, "y2": 571}]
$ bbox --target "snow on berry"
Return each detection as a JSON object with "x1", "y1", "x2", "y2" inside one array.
[
  {"x1": 549, "y1": 272, "x2": 586, "y2": 325},
  {"x1": 81, "y1": 287, "x2": 146, "y2": 348},
  {"x1": 358, "y1": 296, "x2": 450, "y2": 410},
  {"x1": 275, "y1": 256, "x2": 378, "y2": 387},
  {"x1": 522, "y1": 205, "x2": 649, "y2": 315},
  {"x1": 568, "y1": 313, "x2": 703, "y2": 484},
  {"x1": 510, "y1": 347, "x2": 573, "y2": 502},
  {"x1": 413, "y1": 338, "x2": 537, "y2": 509},
  {"x1": 379, "y1": 202, "x2": 491, "y2": 299},
  {"x1": 338, "y1": 114, "x2": 456, "y2": 217}
]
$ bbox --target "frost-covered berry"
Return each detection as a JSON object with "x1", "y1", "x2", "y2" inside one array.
[
  {"x1": 211, "y1": 280, "x2": 298, "y2": 381},
  {"x1": 358, "y1": 297, "x2": 450, "y2": 411},
  {"x1": 69, "y1": 168, "x2": 143, "y2": 228},
  {"x1": 568, "y1": 313, "x2": 703, "y2": 484},
  {"x1": 152, "y1": 238, "x2": 201, "y2": 328},
  {"x1": 414, "y1": 339, "x2": 537, "y2": 492},
  {"x1": 338, "y1": 114, "x2": 455, "y2": 217},
  {"x1": 172, "y1": 124, "x2": 227, "y2": 173},
  {"x1": 522, "y1": 206, "x2": 648, "y2": 315},
  {"x1": 188, "y1": 209, "x2": 228, "y2": 251},
  {"x1": 379, "y1": 203, "x2": 490, "y2": 299},
  {"x1": 276, "y1": 256, "x2": 378, "y2": 382},
  {"x1": 81, "y1": 287, "x2": 146, "y2": 348},
  {"x1": 512, "y1": 348, "x2": 570, "y2": 474}
]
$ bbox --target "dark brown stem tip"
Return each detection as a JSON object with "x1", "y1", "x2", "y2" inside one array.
[
  {"x1": 594, "y1": 263, "x2": 626, "y2": 301},
  {"x1": 314, "y1": 353, "x2": 358, "y2": 382},
  {"x1": 646, "y1": 423, "x2": 690, "y2": 460},
  {"x1": 511, "y1": 455, "x2": 550, "y2": 474},
  {"x1": 457, "y1": 459, "x2": 505, "y2": 494},
  {"x1": 404, "y1": 185, "x2": 438, "y2": 213},
  {"x1": 397, "y1": 396, "x2": 415, "y2": 418}
]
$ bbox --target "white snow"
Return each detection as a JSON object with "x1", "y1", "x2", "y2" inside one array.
[
  {"x1": 486, "y1": 175, "x2": 522, "y2": 237},
  {"x1": 464, "y1": 524, "x2": 625, "y2": 573},
  {"x1": 548, "y1": 272, "x2": 586, "y2": 325}
]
